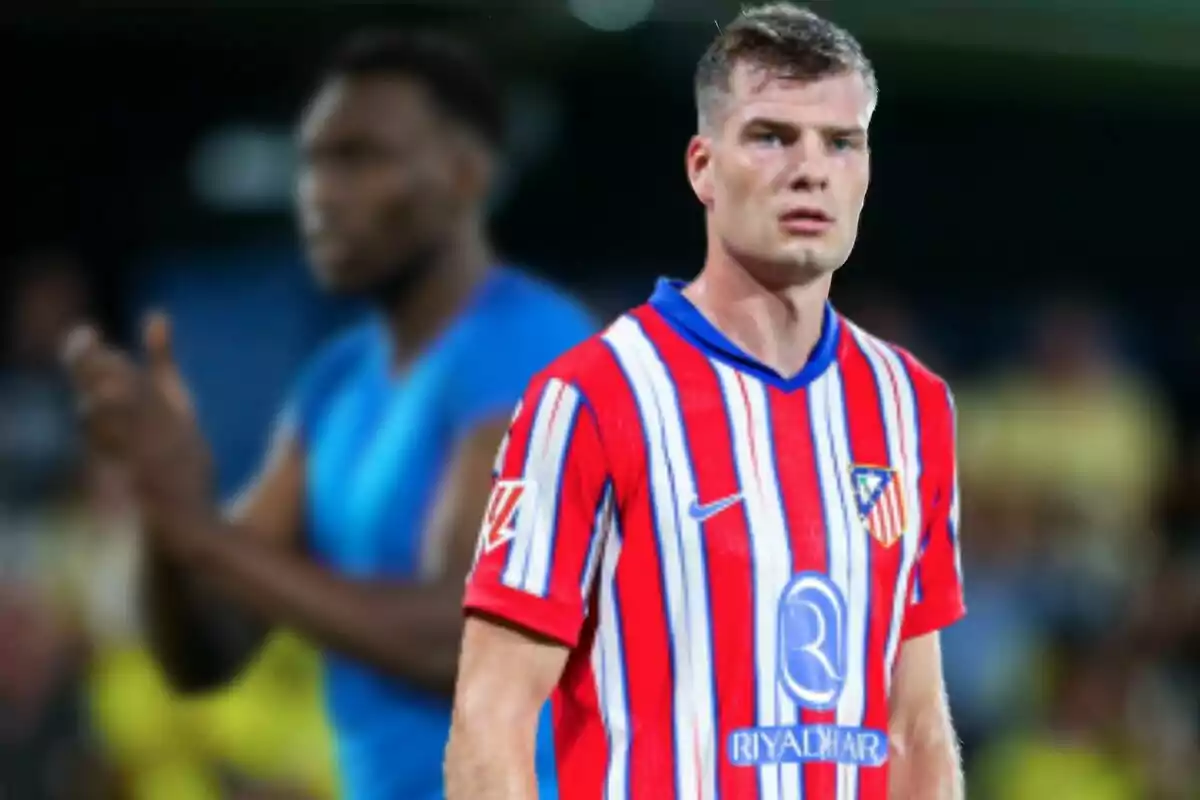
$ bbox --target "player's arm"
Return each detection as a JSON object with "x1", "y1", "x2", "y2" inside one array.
[
  {"x1": 151, "y1": 416, "x2": 508, "y2": 695},
  {"x1": 446, "y1": 619, "x2": 568, "y2": 799},
  {"x1": 142, "y1": 420, "x2": 305, "y2": 692},
  {"x1": 446, "y1": 377, "x2": 614, "y2": 799},
  {"x1": 888, "y1": 380, "x2": 966, "y2": 799},
  {"x1": 887, "y1": 632, "x2": 963, "y2": 799}
]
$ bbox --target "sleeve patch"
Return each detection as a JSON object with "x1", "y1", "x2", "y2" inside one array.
[{"x1": 479, "y1": 479, "x2": 538, "y2": 555}]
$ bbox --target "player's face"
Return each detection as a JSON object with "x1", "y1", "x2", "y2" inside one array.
[
  {"x1": 296, "y1": 76, "x2": 470, "y2": 293},
  {"x1": 687, "y1": 64, "x2": 873, "y2": 283}
]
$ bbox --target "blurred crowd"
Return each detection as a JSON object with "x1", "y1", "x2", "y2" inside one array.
[
  {"x1": 848, "y1": 293, "x2": 1200, "y2": 799},
  {"x1": 0, "y1": 254, "x2": 335, "y2": 800},
  {"x1": 1, "y1": 249, "x2": 1197, "y2": 799}
]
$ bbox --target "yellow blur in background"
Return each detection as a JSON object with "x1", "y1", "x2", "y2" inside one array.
[
  {"x1": 87, "y1": 636, "x2": 335, "y2": 800},
  {"x1": 28, "y1": 458, "x2": 335, "y2": 800}
]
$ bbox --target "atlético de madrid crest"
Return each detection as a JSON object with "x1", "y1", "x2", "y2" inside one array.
[{"x1": 850, "y1": 465, "x2": 907, "y2": 547}]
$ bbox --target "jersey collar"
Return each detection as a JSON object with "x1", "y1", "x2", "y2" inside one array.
[
  {"x1": 369, "y1": 266, "x2": 513, "y2": 384},
  {"x1": 648, "y1": 277, "x2": 840, "y2": 392}
]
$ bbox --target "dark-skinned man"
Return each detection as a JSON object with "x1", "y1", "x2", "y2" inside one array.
[{"x1": 63, "y1": 31, "x2": 593, "y2": 800}]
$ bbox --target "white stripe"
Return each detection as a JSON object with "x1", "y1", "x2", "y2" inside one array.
[
  {"x1": 821, "y1": 367, "x2": 868, "y2": 800},
  {"x1": 592, "y1": 515, "x2": 629, "y2": 800},
  {"x1": 619, "y1": 322, "x2": 720, "y2": 800},
  {"x1": 946, "y1": 390, "x2": 965, "y2": 589},
  {"x1": 807, "y1": 372, "x2": 848, "y2": 800},
  {"x1": 603, "y1": 318, "x2": 696, "y2": 800},
  {"x1": 501, "y1": 379, "x2": 580, "y2": 593},
  {"x1": 849, "y1": 326, "x2": 923, "y2": 686},
  {"x1": 743, "y1": 374, "x2": 804, "y2": 800},
  {"x1": 580, "y1": 483, "x2": 615, "y2": 609},
  {"x1": 715, "y1": 363, "x2": 781, "y2": 800},
  {"x1": 500, "y1": 383, "x2": 559, "y2": 587}
]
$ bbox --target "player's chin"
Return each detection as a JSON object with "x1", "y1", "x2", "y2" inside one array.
[
  {"x1": 308, "y1": 253, "x2": 375, "y2": 295},
  {"x1": 778, "y1": 241, "x2": 845, "y2": 276}
]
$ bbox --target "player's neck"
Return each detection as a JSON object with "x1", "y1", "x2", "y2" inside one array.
[
  {"x1": 379, "y1": 223, "x2": 493, "y2": 369},
  {"x1": 685, "y1": 254, "x2": 832, "y2": 379}
]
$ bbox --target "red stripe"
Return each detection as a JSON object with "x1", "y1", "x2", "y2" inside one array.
[
  {"x1": 639, "y1": 308, "x2": 760, "y2": 800},
  {"x1": 544, "y1": 409, "x2": 607, "y2": 620},
  {"x1": 840, "y1": 331, "x2": 905, "y2": 800},
  {"x1": 768, "y1": 385, "x2": 835, "y2": 798}
]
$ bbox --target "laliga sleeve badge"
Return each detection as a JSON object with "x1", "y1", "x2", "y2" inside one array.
[{"x1": 480, "y1": 479, "x2": 535, "y2": 554}]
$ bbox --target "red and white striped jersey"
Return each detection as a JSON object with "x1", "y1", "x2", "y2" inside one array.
[{"x1": 465, "y1": 279, "x2": 965, "y2": 800}]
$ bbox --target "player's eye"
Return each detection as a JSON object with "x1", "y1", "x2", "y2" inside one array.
[
  {"x1": 310, "y1": 141, "x2": 387, "y2": 171},
  {"x1": 747, "y1": 128, "x2": 788, "y2": 148},
  {"x1": 828, "y1": 134, "x2": 865, "y2": 153}
]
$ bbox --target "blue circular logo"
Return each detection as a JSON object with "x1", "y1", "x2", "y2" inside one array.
[{"x1": 776, "y1": 572, "x2": 848, "y2": 710}]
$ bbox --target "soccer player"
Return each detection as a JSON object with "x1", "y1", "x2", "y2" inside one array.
[
  {"x1": 447, "y1": 4, "x2": 965, "y2": 799},
  {"x1": 63, "y1": 31, "x2": 593, "y2": 800}
]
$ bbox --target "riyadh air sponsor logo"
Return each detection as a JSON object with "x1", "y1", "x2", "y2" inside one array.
[{"x1": 728, "y1": 573, "x2": 888, "y2": 768}]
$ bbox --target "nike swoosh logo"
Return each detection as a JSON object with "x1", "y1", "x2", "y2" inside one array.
[{"x1": 687, "y1": 493, "x2": 744, "y2": 523}]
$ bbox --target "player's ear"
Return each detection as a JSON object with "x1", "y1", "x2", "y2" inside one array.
[{"x1": 685, "y1": 135, "x2": 714, "y2": 207}]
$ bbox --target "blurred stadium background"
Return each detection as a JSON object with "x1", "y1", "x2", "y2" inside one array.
[{"x1": 3, "y1": 1, "x2": 1198, "y2": 798}]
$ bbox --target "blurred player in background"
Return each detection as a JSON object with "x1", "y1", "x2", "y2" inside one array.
[
  {"x1": 447, "y1": 4, "x2": 964, "y2": 799},
  {"x1": 64, "y1": 30, "x2": 593, "y2": 800}
]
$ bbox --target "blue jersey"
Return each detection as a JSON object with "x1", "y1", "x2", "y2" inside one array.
[{"x1": 287, "y1": 268, "x2": 596, "y2": 799}]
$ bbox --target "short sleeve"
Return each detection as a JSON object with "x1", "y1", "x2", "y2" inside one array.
[
  {"x1": 463, "y1": 375, "x2": 614, "y2": 648},
  {"x1": 901, "y1": 384, "x2": 966, "y2": 640}
]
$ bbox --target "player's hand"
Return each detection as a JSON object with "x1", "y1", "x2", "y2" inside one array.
[
  {"x1": 142, "y1": 312, "x2": 196, "y2": 421},
  {"x1": 62, "y1": 313, "x2": 213, "y2": 537}
]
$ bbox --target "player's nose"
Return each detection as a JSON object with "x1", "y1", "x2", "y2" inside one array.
[
  {"x1": 783, "y1": 133, "x2": 831, "y2": 190},
  {"x1": 786, "y1": 161, "x2": 830, "y2": 192}
]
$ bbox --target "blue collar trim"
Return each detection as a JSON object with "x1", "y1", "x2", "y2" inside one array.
[{"x1": 648, "y1": 277, "x2": 840, "y2": 392}]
